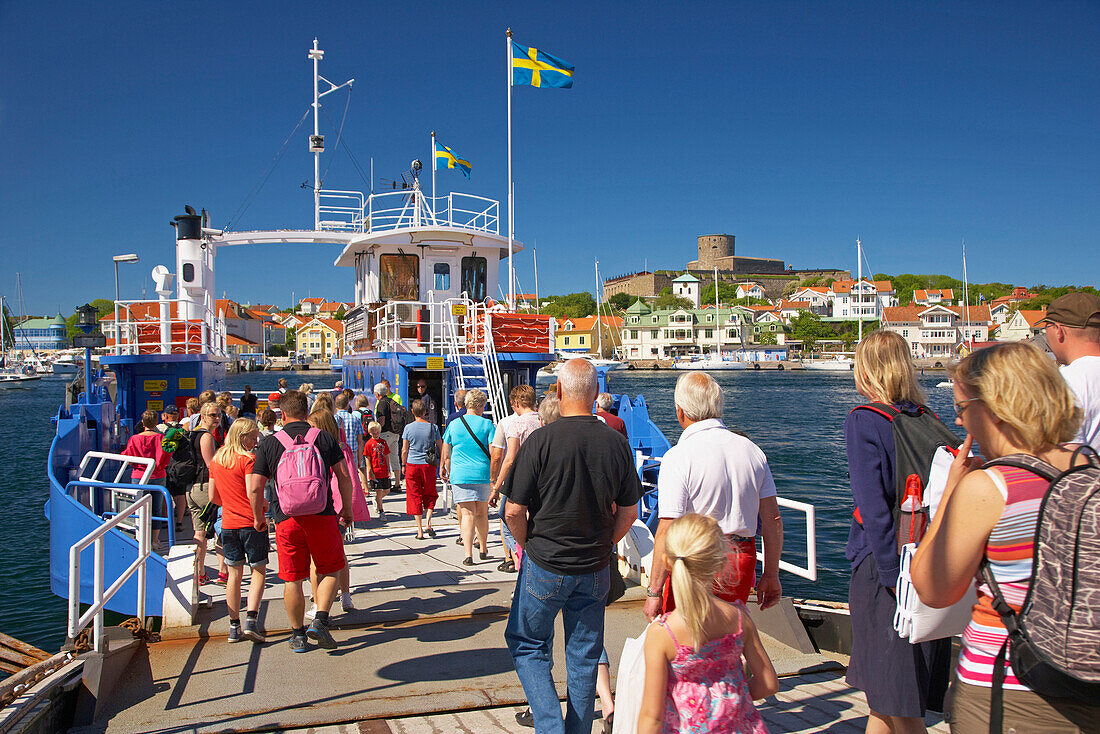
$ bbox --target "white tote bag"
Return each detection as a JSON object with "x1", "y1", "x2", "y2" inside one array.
[
  {"x1": 612, "y1": 622, "x2": 651, "y2": 734},
  {"x1": 894, "y1": 542, "x2": 977, "y2": 643}
]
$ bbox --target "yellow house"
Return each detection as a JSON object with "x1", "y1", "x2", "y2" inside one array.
[
  {"x1": 297, "y1": 317, "x2": 345, "y2": 361},
  {"x1": 554, "y1": 316, "x2": 624, "y2": 358}
]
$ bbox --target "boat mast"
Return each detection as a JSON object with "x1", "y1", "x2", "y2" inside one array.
[
  {"x1": 714, "y1": 266, "x2": 721, "y2": 357},
  {"x1": 595, "y1": 259, "x2": 602, "y2": 357},
  {"x1": 962, "y1": 240, "x2": 972, "y2": 351},
  {"x1": 857, "y1": 238, "x2": 863, "y2": 346},
  {"x1": 308, "y1": 39, "x2": 353, "y2": 231}
]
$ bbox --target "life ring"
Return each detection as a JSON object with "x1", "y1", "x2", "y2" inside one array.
[
  {"x1": 777, "y1": 363, "x2": 784, "y2": 371},
  {"x1": 753, "y1": 363, "x2": 761, "y2": 370}
]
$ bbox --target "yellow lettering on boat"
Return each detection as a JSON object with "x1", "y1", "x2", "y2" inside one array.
[{"x1": 144, "y1": 380, "x2": 168, "y2": 391}]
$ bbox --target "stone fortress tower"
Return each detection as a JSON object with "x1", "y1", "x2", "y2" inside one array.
[{"x1": 695, "y1": 234, "x2": 736, "y2": 269}]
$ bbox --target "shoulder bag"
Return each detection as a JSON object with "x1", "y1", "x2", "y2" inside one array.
[{"x1": 459, "y1": 416, "x2": 491, "y2": 459}]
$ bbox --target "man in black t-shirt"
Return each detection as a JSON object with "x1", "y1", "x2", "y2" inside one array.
[
  {"x1": 502, "y1": 359, "x2": 641, "y2": 734},
  {"x1": 248, "y1": 390, "x2": 352, "y2": 653},
  {"x1": 239, "y1": 385, "x2": 258, "y2": 419}
]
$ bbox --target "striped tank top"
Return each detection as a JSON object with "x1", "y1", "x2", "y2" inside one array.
[{"x1": 956, "y1": 463, "x2": 1047, "y2": 690}]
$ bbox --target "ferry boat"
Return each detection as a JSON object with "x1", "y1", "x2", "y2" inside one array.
[{"x1": 0, "y1": 40, "x2": 929, "y2": 734}]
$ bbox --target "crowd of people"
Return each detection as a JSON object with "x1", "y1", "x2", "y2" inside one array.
[{"x1": 119, "y1": 291, "x2": 1100, "y2": 733}]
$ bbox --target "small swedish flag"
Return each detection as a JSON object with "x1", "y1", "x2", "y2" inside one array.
[
  {"x1": 511, "y1": 40, "x2": 574, "y2": 89},
  {"x1": 434, "y1": 142, "x2": 471, "y2": 179}
]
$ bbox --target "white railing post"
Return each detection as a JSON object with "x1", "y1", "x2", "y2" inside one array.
[
  {"x1": 93, "y1": 537, "x2": 105, "y2": 653},
  {"x1": 774, "y1": 497, "x2": 817, "y2": 582}
]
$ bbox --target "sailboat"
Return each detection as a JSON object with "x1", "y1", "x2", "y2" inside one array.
[
  {"x1": 0, "y1": 295, "x2": 41, "y2": 389},
  {"x1": 562, "y1": 260, "x2": 626, "y2": 371},
  {"x1": 803, "y1": 239, "x2": 866, "y2": 372},
  {"x1": 674, "y1": 267, "x2": 749, "y2": 370}
]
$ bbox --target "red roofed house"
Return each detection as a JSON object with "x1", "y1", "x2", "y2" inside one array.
[
  {"x1": 296, "y1": 317, "x2": 346, "y2": 362},
  {"x1": 830, "y1": 279, "x2": 898, "y2": 320},
  {"x1": 734, "y1": 282, "x2": 766, "y2": 300},
  {"x1": 997, "y1": 308, "x2": 1048, "y2": 342},
  {"x1": 913, "y1": 289, "x2": 955, "y2": 307},
  {"x1": 298, "y1": 297, "x2": 327, "y2": 315},
  {"x1": 789, "y1": 287, "x2": 832, "y2": 316},
  {"x1": 777, "y1": 300, "x2": 813, "y2": 323},
  {"x1": 882, "y1": 304, "x2": 993, "y2": 359}
]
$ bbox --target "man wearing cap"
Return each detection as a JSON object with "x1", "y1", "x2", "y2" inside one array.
[
  {"x1": 1039, "y1": 292, "x2": 1100, "y2": 448},
  {"x1": 157, "y1": 405, "x2": 182, "y2": 434}
]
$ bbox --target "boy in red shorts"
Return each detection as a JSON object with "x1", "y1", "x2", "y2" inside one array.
[
  {"x1": 363, "y1": 421, "x2": 392, "y2": 519},
  {"x1": 248, "y1": 390, "x2": 352, "y2": 653}
]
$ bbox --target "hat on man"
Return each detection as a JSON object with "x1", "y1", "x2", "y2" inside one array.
[
  {"x1": 1036, "y1": 292, "x2": 1100, "y2": 329},
  {"x1": 268, "y1": 392, "x2": 281, "y2": 402},
  {"x1": 163, "y1": 404, "x2": 179, "y2": 416}
]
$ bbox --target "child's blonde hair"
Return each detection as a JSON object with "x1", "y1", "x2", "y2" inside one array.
[
  {"x1": 665, "y1": 514, "x2": 732, "y2": 650},
  {"x1": 213, "y1": 418, "x2": 258, "y2": 467},
  {"x1": 367, "y1": 421, "x2": 382, "y2": 435}
]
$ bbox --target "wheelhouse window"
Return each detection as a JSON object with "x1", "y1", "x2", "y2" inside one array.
[
  {"x1": 461, "y1": 256, "x2": 488, "y2": 302},
  {"x1": 433, "y1": 262, "x2": 451, "y2": 291},
  {"x1": 380, "y1": 254, "x2": 419, "y2": 301}
]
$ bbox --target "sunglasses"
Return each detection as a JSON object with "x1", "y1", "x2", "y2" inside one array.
[{"x1": 954, "y1": 397, "x2": 981, "y2": 416}]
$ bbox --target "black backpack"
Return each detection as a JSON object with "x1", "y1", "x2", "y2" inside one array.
[
  {"x1": 165, "y1": 428, "x2": 208, "y2": 490},
  {"x1": 851, "y1": 402, "x2": 962, "y2": 552},
  {"x1": 382, "y1": 396, "x2": 408, "y2": 435},
  {"x1": 979, "y1": 448, "x2": 1100, "y2": 733}
]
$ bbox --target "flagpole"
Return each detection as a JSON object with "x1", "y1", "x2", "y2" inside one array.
[
  {"x1": 533, "y1": 243, "x2": 540, "y2": 315},
  {"x1": 430, "y1": 130, "x2": 436, "y2": 215},
  {"x1": 506, "y1": 28, "x2": 515, "y2": 311},
  {"x1": 962, "y1": 240, "x2": 972, "y2": 350}
]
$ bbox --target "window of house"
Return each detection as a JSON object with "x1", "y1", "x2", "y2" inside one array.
[
  {"x1": 579, "y1": 336, "x2": 587, "y2": 344},
  {"x1": 461, "y1": 256, "x2": 488, "y2": 301},
  {"x1": 630, "y1": 316, "x2": 638, "y2": 324},
  {"x1": 706, "y1": 314, "x2": 713, "y2": 322},
  {"x1": 651, "y1": 330, "x2": 658, "y2": 338},
  {"x1": 563, "y1": 336, "x2": 570, "y2": 345},
  {"x1": 704, "y1": 329, "x2": 713, "y2": 338},
  {"x1": 380, "y1": 254, "x2": 419, "y2": 301},
  {"x1": 631, "y1": 330, "x2": 639, "y2": 339},
  {"x1": 433, "y1": 262, "x2": 450, "y2": 291}
]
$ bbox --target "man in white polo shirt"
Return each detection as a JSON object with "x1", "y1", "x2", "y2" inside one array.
[
  {"x1": 643, "y1": 371, "x2": 784, "y2": 620},
  {"x1": 1039, "y1": 291, "x2": 1100, "y2": 449}
]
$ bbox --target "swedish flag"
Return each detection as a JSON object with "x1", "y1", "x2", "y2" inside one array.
[
  {"x1": 511, "y1": 41, "x2": 574, "y2": 89},
  {"x1": 434, "y1": 142, "x2": 471, "y2": 179}
]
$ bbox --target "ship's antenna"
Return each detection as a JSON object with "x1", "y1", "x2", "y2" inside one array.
[{"x1": 309, "y1": 39, "x2": 354, "y2": 230}]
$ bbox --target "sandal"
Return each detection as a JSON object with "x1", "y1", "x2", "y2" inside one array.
[
  {"x1": 196, "y1": 573, "x2": 211, "y2": 585},
  {"x1": 426, "y1": 527, "x2": 436, "y2": 538},
  {"x1": 415, "y1": 534, "x2": 426, "y2": 540},
  {"x1": 480, "y1": 550, "x2": 491, "y2": 560},
  {"x1": 497, "y1": 560, "x2": 516, "y2": 573},
  {"x1": 462, "y1": 557, "x2": 474, "y2": 566}
]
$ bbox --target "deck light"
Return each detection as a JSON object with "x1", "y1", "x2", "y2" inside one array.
[{"x1": 76, "y1": 304, "x2": 98, "y2": 332}]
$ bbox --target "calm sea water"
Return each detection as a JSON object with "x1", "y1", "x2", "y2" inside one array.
[{"x1": 0, "y1": 368, "x2": 957, "y2": 653}]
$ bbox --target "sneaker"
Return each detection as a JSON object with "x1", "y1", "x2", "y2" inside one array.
[
  {"x1": 213, "y1": 571, "x2": 229, "y2": 586},
  {"x1": 243, "y1": 618, "x2": 265, "y2": 643},
  {"x1": 306, "y1": 619, "x2": 337, "y2": 650},
  {"x1": 304, "y1": 603, "x2": 317, "y2": 622},
  {"x1": 341, "y1": 592, "x2": 356, "y2": 611},
  {"x1": 515, "y1": 707, "x2": 534, "y2": 727},
  {"x1": 227, "y1": 623, "x2": 242, "y2": 643},
  {"x1": 289, "y1": 630, "x2": 308, "y2": 653}
]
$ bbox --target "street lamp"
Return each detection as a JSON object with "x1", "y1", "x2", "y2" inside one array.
[{"x1": 113, "y1": 253, "x2": 140, "y2": 303}]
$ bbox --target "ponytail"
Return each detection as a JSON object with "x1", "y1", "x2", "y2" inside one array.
[{"x1": 664, "y1": 514, "x2": 730, "y2": 651}]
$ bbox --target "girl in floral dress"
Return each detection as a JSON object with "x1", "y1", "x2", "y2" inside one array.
[{"x1": 639, "y1": 514, "x2": 778, "y2": 734}]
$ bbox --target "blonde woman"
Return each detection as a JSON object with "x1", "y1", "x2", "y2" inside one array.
[
  {"x1": 188, "y1": 401, "x2": 222, "y2": 585},
  {"x1": 299, "y1": 382, "x2": 315, "y2": 410},
  {"x1": 846, "y1": 330, "x2": 953, "y2": 733},
  {"x1": 912, "y1": 343, "x2": 1098, "y2": 733},
  {"x1": 638, "y1": 514, "x2": 777, "y2": 734},
  {"x1": 441, "y1": 389, "x2": 496, "y2": 566},
  {"x1": 208, "y1": 418, "x2": 266, "y2": 643}
]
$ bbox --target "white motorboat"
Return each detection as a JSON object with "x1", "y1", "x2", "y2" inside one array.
[
  {"x1": 802, "y1": 356, "x2": 854, "y2": 371},
  {"x1": 673, "y1": 356, "x2": 749, "y2": 371},
  {"x1": 0, "y1": 372, "x2": 41, "y2": 389}
]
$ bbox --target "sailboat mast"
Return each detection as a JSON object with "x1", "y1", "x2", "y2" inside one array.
[
  {"x1": 962, "y1": 240, "x2": 972, "y2": 350},
  {"x1": 595, "y1": 259, "x2": 602, "y2": 357},
  {"x1": 714, "y1": 266, "x2": 721, "y2": 357},
  {"x1": 857, "y1": 239, "x2": 863, "y2": 345}
]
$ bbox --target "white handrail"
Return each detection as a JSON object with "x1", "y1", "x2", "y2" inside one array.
[
  {"x1": 68, "y1": 493, "x2": 151, "y2": 652},
  {"x1": 79, "y1": 451, "x2": 154, "y2": 486},
  {"x1": 776, "y1": 496, "x2": 817, "y2": 582}
]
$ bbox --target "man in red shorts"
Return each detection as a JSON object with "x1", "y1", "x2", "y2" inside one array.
[
  {"x1": 643, "y1": 371, "x2": 785, "y2": 620},
  {"x1": 249, "y1": 390, "x2": 352, "y2": 653}
]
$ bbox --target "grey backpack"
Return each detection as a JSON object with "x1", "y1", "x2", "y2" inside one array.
[{"x1": 980, "y1": 447, "x2": 1100, "y2": 734}]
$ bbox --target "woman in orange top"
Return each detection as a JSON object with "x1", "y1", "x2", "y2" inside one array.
[{"x1": 209, "y1": 418, "x2": 266, "y2": 644}]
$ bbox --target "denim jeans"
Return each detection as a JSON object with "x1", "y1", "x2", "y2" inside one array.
[
  {"x1": 505, "y1": 558, "x2": 609, "y2": 734},
  {"x1": 497, "y1": 499, "x2": 517, "y2": 553}
]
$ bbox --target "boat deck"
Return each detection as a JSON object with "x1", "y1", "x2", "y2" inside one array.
[{"x1": 74, "y1": 500, "x2": 948, "y2": 733}]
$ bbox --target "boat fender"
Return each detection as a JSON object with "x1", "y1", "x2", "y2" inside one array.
[
  {"x1": 753, "y1": 363, "x2": 761, "y2": 370},
  {"x1": 777, "y1": 363, "x2": 783, "y2": 371}
]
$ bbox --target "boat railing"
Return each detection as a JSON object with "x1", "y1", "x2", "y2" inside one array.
[
  {"x1": 109, "y1": 297, "x2": 227, "y2": 357},
  {"x1": 368, "y1": 297, "x2": 482, "y2": 355},
  {"x1": 67, "y1": 492, "x2": 153, "y2": 652},
  {"x1": 317, "y1": 189, "x2": 366, "y2": 231},
  {"x1": 317, "y1": 188, "x2": 501, "y2": 235},
  {"x1": 631, "y1": 451, "x2": 818, "y2": 582},
  {"x1": 67, "y1": 452, "x2": 176, "y2": 547}
]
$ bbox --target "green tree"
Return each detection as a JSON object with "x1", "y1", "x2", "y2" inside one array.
[
  {"x1": 700, "y1": 282, "x2": 739, "y2": 305},
  {"x1": 542, "y1": 292, "x2": 598, "y2": 319},
  {"x1": 788, "y1": 312, "x2": 835, "y2": 351},
  {"x1": 756, "y1": 331, "x2": 778, "y2": 345},
  {"x1": 334, "y1": 305, "x2": 347, "y2": 319},
  {"x1": 654, "y1": 287, "x2": 694, "y2": 310},
  {"x1": 607, "y1": 292, "x2": 635, "y2": 311},
  {"x1": 65, "y1": 299, "x2": 115, "y2": 339}
]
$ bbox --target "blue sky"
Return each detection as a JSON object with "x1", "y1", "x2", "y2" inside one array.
[{"x1": 2, "y1": 1, "x2": 1097, "y2": 315}]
